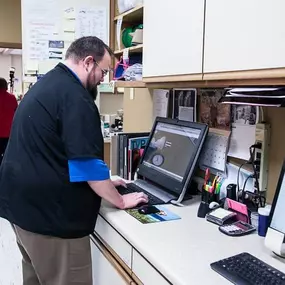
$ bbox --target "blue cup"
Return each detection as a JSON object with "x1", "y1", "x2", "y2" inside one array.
[{"x1": 258, "y1": 207, "x2": 271, "y2": 237}]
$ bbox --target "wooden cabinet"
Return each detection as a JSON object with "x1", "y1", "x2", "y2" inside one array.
[
  {"x1": 203, "y1": 0, "x2": 285, "y2": 79},
  {"x1": 143, "y1": 0, "x2": 205, "y2": 81}
]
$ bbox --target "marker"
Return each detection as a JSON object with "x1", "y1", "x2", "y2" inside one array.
[{"x1": 204, "y1": 168, "x2": 210, "y2": 187}]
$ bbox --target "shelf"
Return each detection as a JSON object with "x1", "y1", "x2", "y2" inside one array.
[
  {"x1": 114, "y1": 5, "x2": 144, "y2": 22},
  {"x1": 114, "y1": 81, "x2": 146, "y2": 88},
  {"x1": 114, "y1": 44, "x2": 143, "y2": 56}
]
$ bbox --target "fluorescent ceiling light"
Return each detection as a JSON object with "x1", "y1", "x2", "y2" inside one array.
[
  {"x1": 9, "y1": 49, "x2": 22, "y2": 55},
  {"x1": 0, "y1": 49, "x2": 22, "y2": 55}
]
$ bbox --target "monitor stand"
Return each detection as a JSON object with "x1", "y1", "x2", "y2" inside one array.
[{"x1": 265, "y1": 227, "x2": 285, "y2": 258}]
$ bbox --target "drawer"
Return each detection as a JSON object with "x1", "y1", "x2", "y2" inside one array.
[
  {"x1": 90, "y1": 235, "x2": 132, "y2": 285},
  {"x1": 95, "y1": 215, "x2": 132, "y2": 269},
  {"x1": 132, "y1": 250, "x2": 170, "y2": 285}
]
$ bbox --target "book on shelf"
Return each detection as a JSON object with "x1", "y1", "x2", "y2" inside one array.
[
  {"x1": 128, "y1": 135, "x2": 149, "y2": 180},
  {"x1": 115, "y1": 132, "x2": 149, "y2": 180}
]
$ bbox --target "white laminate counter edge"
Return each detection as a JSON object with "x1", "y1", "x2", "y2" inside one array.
[{"x1": 94, "y1": 176, "x2": 285, "y2": 285}]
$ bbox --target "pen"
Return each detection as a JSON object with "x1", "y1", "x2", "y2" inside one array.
[
  {"x1": 204, "y1": 168, "x2": 210, "y2": 187},
  {"x1": 216, "y1": 182, "x2": 222, "y2": 194},
  {"x1": 211, "y1": 176, "x2": 218, "y2": 193}
]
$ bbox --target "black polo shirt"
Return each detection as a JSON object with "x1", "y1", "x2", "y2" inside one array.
[{"x1": 0, "y1": 63, "x2": 104, "y2": 238}]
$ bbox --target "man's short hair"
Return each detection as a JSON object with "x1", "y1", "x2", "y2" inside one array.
[
  {"x1": 0, "y1": 78, "x2": 8, "y2": 90},
  {"x1": 65, "y1": 36, "x2": 113, "y2": 63}
]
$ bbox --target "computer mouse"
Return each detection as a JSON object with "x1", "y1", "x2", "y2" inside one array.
[
  {"x1": 138, "y1": 205, "x2": 160, "y2": 215},
  {"x1": 209, "y1": 201, "x2": 219, "y2": 210}
]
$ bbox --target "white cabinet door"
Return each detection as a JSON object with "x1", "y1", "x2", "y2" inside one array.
[
  {"x1": 204, "y1": 0, "x2": 285, "y2": 74},
  {"x1": 132, "y1": 250, "x2": 170, "y2": 285},
  {"x1": 143, "y1": 0, "x2": 205, "y2": 78},
  {"x1": 91, "y1": 238, "x2": 131, "y2": 285},
  {"x1": 95, "y1": 215, "x2": 132, "y2": 269}
]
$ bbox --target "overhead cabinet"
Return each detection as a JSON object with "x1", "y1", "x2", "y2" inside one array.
[
  {"x1": 142, "y1": 0, "x2": 205, "y2": 81},
  {"x1": 203, "y1": 0, "x2": 285, "y2": 79}
]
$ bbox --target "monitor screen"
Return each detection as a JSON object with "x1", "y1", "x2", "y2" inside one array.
[
  {"x1": 270, "y1": 170, "x2": 285, "y2": 234},
  {"x1": 137, "y1": 117, "x2": 208, "y2": 196},
  {"x1": 142, "y1": 122, "x2": 201, "y2": 181}
]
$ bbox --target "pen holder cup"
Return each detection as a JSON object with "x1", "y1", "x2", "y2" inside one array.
[
  {"x1": 201, "y1": 189, "x2": 219, "y2": 204},
  {"x1": 197, "y1": 201, "x2": 210, "y2": 218},
  {"x1": 197, "y1": 189, "x2": 219, "y2": 218}
]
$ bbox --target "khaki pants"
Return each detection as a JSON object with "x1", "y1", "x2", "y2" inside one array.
[{"x1": 12, "y1": 225, "x2": 92, "y2": 285}]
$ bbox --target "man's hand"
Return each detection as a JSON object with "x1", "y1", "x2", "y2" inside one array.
[
  {"x1": 122, "y1": 192, "x2": 149, "y2": 209},
  {"x1": 88, "y1": 179, "x2": 148, "y2": 209},
  {"x1": 112, "y1": 179, "x2": 127, "y2": 188}
]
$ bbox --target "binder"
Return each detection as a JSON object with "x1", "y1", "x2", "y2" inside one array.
[{"x1": 117, "y1": 132, "x2": 149, "y2": 179}]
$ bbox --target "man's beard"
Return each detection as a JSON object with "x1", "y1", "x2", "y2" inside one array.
[
  {"x1": 86, "y1": 74, "x2": 99, "y2": 100},
  {"x1": 87, "y1": 85, "x2": 98, "y2": 101}
]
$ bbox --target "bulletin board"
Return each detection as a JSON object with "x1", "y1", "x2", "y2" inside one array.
[{"x1": 21, "y1": 0, "x2": 110, "y2": 93}]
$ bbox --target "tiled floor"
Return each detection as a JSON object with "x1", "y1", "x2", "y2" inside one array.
[{"x1": 0, "y1": 218, "x2": 22, "y2": 285}]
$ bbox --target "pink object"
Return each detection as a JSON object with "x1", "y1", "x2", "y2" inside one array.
[
  {"x1": 226, "y1": 198, "x2": 249, "y2": 223},
  {"x1": 113, "y1": 56, "x2": 129, "y2": 80}
]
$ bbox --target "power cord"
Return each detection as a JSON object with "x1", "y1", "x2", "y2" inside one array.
[
  {"x1": 237, "y1": 162, "x2": 251, "y2": 192},
  {"x1": 237, "y1": 143, "x2": 266, "y2": 208},
  {"x1": 240, "y1": 174, "x2": 254, "y2": 203},
  {"x1": 240, "y1": 175, "x2": 266, "y2": 210}
]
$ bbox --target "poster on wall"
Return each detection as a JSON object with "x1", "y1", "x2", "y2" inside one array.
[
  {"x1": 22, "y1": 0, "x2": 61, "y2": 62},
  {"x1": 21, "y1": 0, "x2": 110, "y2": 86},
  {"x1": 199, "y1": 89, "x2": 231, "y2": 130},
  {"x1": 75, "y1": 7, "x2": 108, "y2": 43}
]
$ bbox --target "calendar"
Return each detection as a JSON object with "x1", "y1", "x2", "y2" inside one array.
[{"x1": 199, "y1": 129, "x2": 231, "y2": 175}]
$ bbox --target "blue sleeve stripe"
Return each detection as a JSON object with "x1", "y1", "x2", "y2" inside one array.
[{"x1": 68, "y1": 158, "x2": 110, "y2": 182}]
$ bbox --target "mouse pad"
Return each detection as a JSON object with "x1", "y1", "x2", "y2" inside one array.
[{"x1": 125, "y1": 205, "x2": 181, "y2": 224}]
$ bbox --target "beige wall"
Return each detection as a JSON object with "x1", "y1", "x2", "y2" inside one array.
[
  {"x1": 0, "y1": 0, "x2": 22, "y2": 47},
  {"x1": 123, "y1": 88, "x2": 153, "y2": 133},
  {"x1": 265, "y1": 108, "x2": 285, "y2": 202},
  {"x1": 100, "y1": 93, "x2": 123, "y2": 114}
]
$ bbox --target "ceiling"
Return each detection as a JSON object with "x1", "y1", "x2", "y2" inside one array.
[{"x1": 0, "y1": 48, "x2": 22, "y2": 55}]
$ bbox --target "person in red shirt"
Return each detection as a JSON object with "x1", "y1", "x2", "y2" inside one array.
[{"x1": 0, "y1": 77, "x2": 18, "y2": 165}]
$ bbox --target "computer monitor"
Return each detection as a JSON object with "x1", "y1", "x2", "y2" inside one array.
[
  {"x1": 265, "y1": 159, "x2": 285, "y2": 257},
  {"x1": 137, "y1": 117, "x2": 208, "y2": 202}
]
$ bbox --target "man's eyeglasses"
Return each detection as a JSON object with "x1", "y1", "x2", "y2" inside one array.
[{"x1": 94, "y1": 60, "x2": 112, "y2": 77}]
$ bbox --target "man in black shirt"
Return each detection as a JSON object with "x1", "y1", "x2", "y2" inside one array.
[{"x1": 0, "y1": 36, "x2": 148, "y2": 285}]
